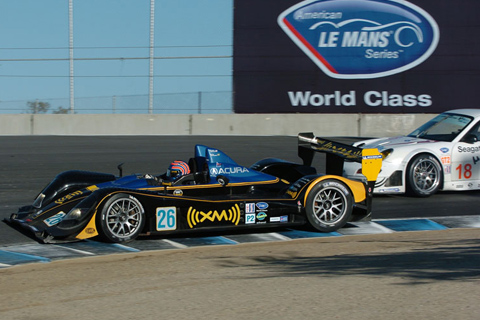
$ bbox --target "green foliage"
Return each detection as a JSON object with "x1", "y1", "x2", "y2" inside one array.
[
  {"x1": 26, "y1": 101, "x2": 72, "y2": 114},
  {"x1": 26, "y1": 100, "x2": 50, "y2": 114},
  {"x1": 52, "y1": 106, "x2": 70, "y2": 114}
]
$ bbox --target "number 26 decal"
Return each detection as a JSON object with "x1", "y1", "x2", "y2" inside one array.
[{"x1": 156, "y1": 207, "x2": 177, "y2": 231}]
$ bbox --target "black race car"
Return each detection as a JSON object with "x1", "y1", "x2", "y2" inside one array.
[{"x1": 6, "y1": 133, "x2": 382, "y2": 243}]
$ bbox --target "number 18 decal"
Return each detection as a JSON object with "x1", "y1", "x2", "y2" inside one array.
[
  {"x1": 156, "y1": 207, "x2": 177, "y2": 231},
  {"x1": 456, "y1": 164, "x2": 473, "y2": 179}
]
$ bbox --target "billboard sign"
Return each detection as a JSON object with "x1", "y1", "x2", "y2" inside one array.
[
  {"x1": 278, "y1": 0, "x2": 439, "y2": 79},
  {"x1": 233, "y1": 0, "x2": 480, "y2": 114}
]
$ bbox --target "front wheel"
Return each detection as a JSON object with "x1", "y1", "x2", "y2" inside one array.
[
  {"x1": 97, "y1": 193, "x2": 145, "y2": 242},
  {"x1": 406, "y1": 154, "x2": 442, "y2": 197},
  {"x1": 305, "y1": 179, "x2": 353, "y2": 232}
]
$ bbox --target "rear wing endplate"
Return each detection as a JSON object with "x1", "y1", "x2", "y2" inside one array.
[{"x1": 298, "y1": 132, "x2": 382, "y2": 183}]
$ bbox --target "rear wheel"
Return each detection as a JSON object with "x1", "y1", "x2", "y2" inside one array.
[
  {"x1": 305, "y1": 179, "x2": 353, "y2": 232},
  {"x1": 98, "y1": 193, "x2": 145, "y2": 242},
  {"x1": 406, "y1": 154, "x2": 442, "y2": 197}
]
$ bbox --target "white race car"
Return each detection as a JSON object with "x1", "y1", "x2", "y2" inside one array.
[{"x1": 344, "y1": 109, "x2": 480, "y2": 197}]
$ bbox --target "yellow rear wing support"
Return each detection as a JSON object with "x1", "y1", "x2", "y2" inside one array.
[
  {"x1": 298, "y1": 132, "x2": 382, "y2": 181},
  {"x1": 361, "y1": 148, "x2": 383, "y2": 183},
  {"x1": 361, "y1": 148, "x2": 383, "y2": 215},
  {"x1": 298, "y1": 133, "x2": 382, "y2": 215}
]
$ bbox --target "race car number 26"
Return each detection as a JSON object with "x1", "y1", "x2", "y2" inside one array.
[{"x1": 156, "y1": 207, "x2": 177, "y2": 231}]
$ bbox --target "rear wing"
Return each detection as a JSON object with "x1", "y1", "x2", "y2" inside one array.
[{"x1": 298, "y1": 132, "x2": 382, "y2": 184}]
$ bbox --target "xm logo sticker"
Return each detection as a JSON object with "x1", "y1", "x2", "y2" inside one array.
[
  {"x1": 187, "y1": 204, "x2": 241, "y2": 228},
  {"x1": 278, "y1": 0, "x2": 439, "y2": 79}
]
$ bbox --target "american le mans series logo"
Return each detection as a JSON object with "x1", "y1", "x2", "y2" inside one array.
[{"x1": 278, "y1": 0, "x2": 439, "y2": 79}]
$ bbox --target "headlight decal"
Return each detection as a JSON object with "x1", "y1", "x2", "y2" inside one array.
[{"x1": 381, "y1": 149, "x2": 393, "y2": 159}]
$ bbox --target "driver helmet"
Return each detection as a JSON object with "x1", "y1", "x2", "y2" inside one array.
[{"x1": 166, "y1": 160, "x2": 190, "y2": 180}]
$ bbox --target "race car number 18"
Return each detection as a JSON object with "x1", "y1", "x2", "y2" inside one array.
[
  {"x1": 456, "y1": 164, "x2": 473, "y2": 180},
  {"x1": 156, "y1": 207, "x2": 177, "y2": 231}
]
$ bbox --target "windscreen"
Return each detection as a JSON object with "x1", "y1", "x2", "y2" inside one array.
[{"x1": 408, "y1": 113, "x2": 473, "y2": 142}]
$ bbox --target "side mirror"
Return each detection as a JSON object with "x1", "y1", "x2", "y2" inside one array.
[
  {"x1": 463, "y1": 133, "x2": 478, "y2": 144},
  {"x1": 117, "y1": 163, "x2": 124, "y2": 177},
  {"x1": 216, "y1": 175, "x2": 229, "y2": 186}
]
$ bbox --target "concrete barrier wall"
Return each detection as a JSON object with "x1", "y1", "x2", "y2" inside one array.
[{"x1": 0, "y1": 113, "x2": 436, "y2": 137}]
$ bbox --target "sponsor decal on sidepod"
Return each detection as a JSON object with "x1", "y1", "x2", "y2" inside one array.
[
  {"x1": 278, "y1": 0, "x2": 439, "y2": 79},
  {"x1": 256, "y1": 202, "x2": 269, "y2": 210}
]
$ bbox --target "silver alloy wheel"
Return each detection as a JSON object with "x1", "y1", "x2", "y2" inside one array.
[
  {"x1": 312, "y1": 186, "x2": 348, "y2": 226},
  {"x1": 411, "y1": 157, "x2": 441, "y2": 194},
  {"x1": 105, "y1": 197, "x2": 144, "y2": 240}
]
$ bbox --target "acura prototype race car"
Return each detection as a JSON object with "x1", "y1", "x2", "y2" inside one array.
[
  {"x1": 6, "y1": 133, "x2": 382, "y2": 243},
  {"x1": 344, "y1": 109, "x2": 480, "y2": 197}
]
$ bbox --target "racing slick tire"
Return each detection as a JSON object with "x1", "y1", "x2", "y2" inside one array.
[
  {"x1": 305, "y1": 179, "x2": 353, "y2": 232},
  {"x1": 97, "y1": 193, "x2": 146, "y2": 243},
  {"x1": 406, "y1": 154, "x2": 442, "y2": 197}
]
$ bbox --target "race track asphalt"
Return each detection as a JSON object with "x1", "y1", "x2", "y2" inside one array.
[
  {"x1": 1, "y1": 135, "x2": 479, "y2": 246},
  {"x1": 1, "y1": 229, "x2": 479, "y2": 320},
  {"x1": 0, "y1": 136, "x2": 479, "y2": 319}
]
